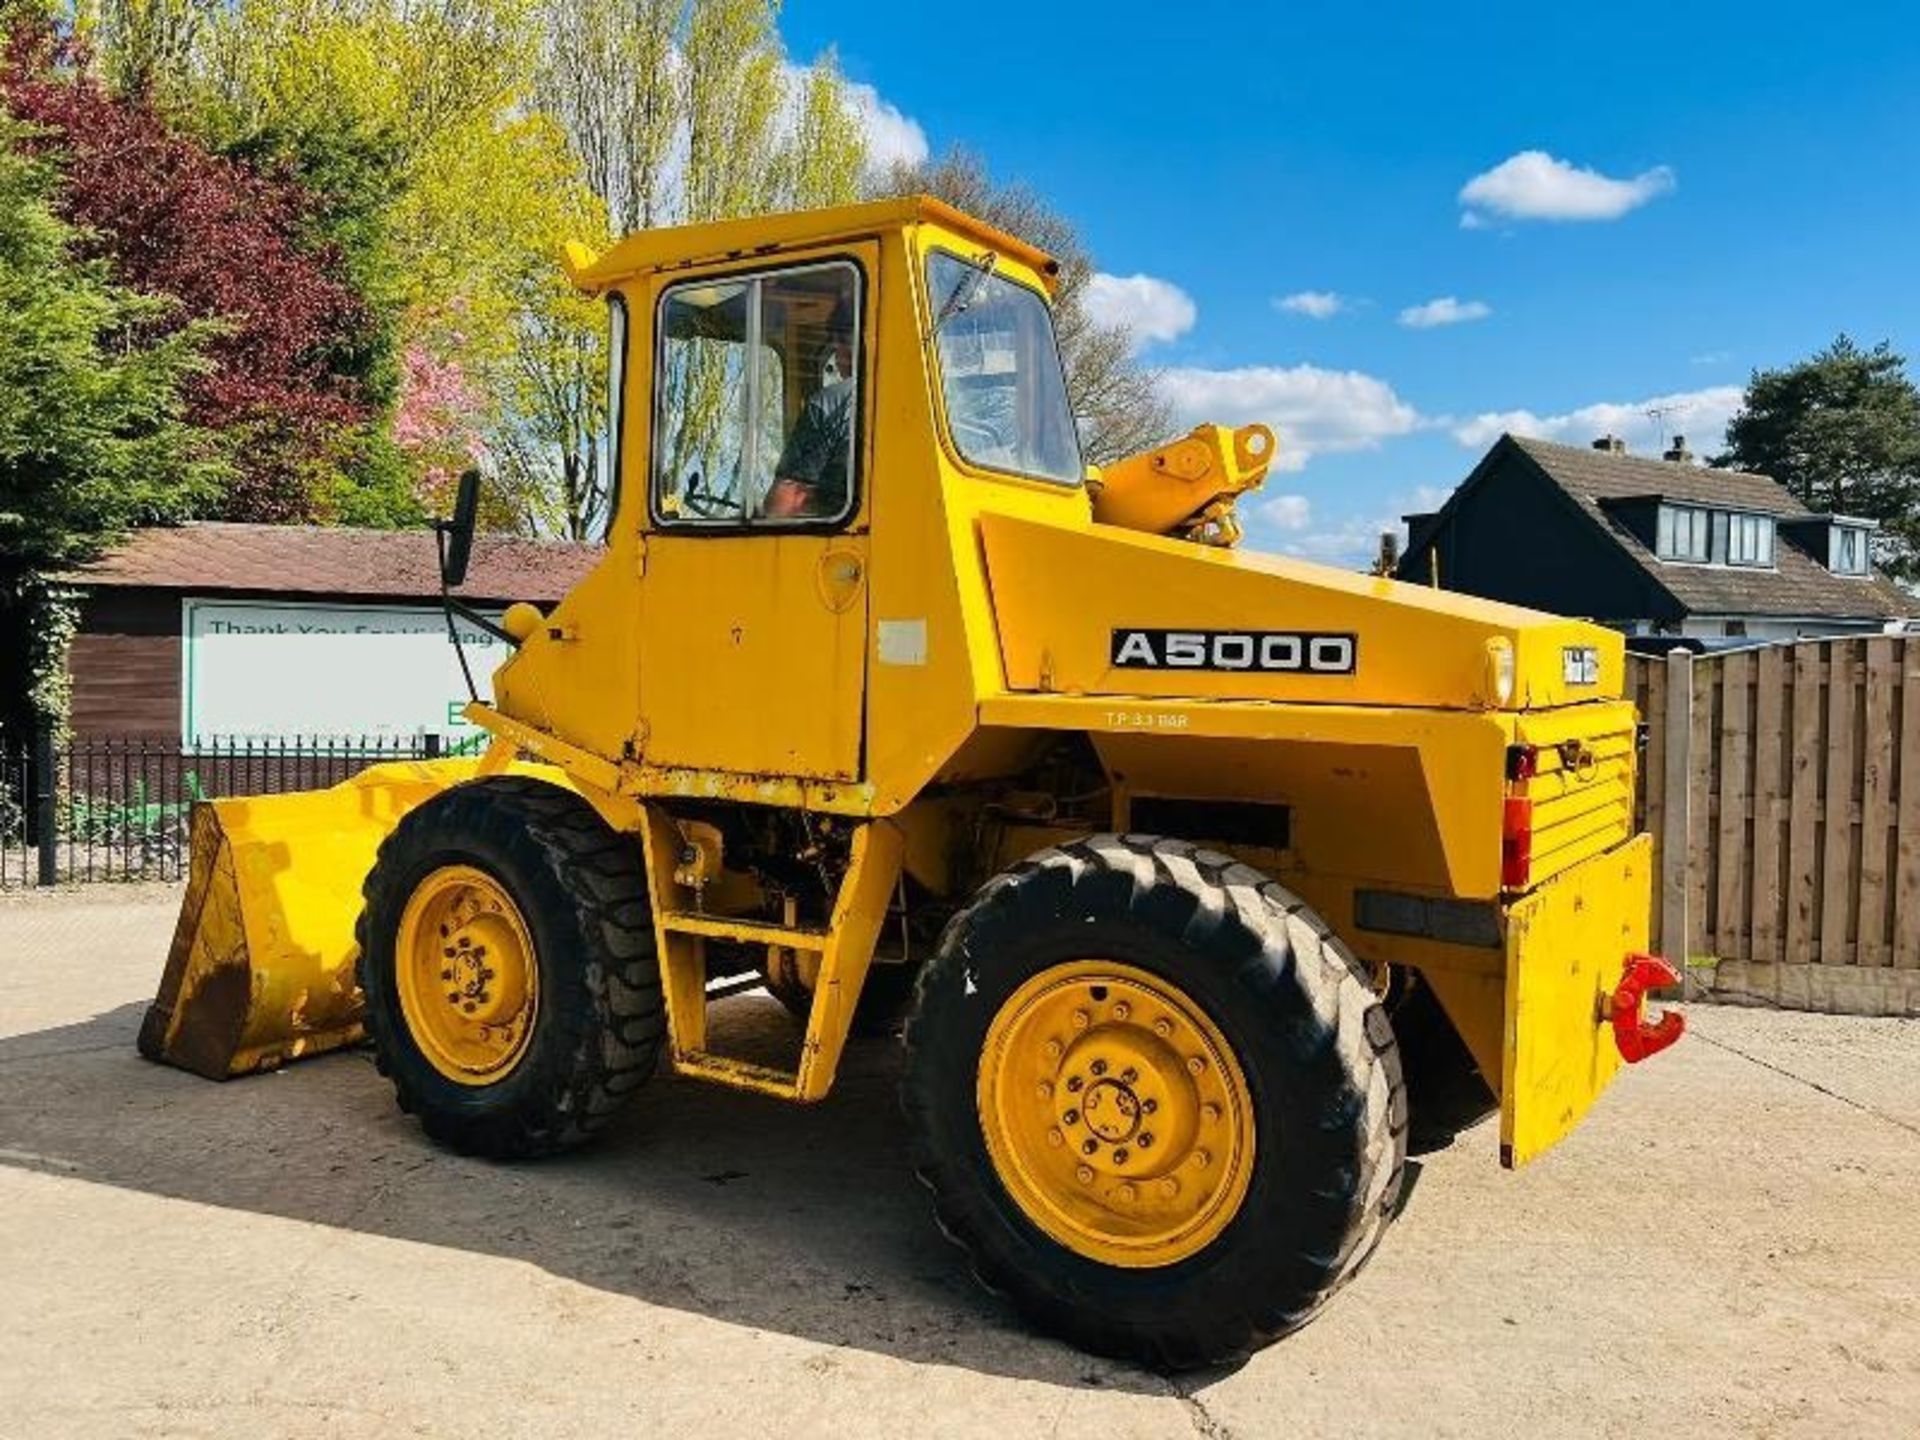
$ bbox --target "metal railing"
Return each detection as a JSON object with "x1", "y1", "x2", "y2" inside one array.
[{"x1": 0, "y1": 733, "x2": 466, "y2": 887}]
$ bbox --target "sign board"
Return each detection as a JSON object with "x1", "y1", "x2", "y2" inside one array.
[{"x1": 181, "y1": 598, "x2": 509, "y2": 747}]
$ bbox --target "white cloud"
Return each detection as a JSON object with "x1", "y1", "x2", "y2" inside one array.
[
  {"x1": 838, "y1": 76, "x2": 930, "y2": 170},
  {"x1": 1260, "y1": 493, "x2": 1312, "y2": 531},
  {"x1": 1156, "y1": 364, "x2": 1422, "y2": 471},
  {"x1": 1459, "y1": 150, "x2": 1675, "y2": 225},
  {"x1": 1399, "y1": 296, "x2": 1491, "y2": 329},
  {"x1": 1255, "y1": 484, "x2": 1454, "y2": 570},
  {"x1": 1081, "y1": 272, "x2": 1197, "y2": 350},
  {"x1": 1450, "y1": 384, "x2": 1745, "y2": 455},
  {"x1": 1276, "y1": 290, "x2": 1346, "y2": 320}
]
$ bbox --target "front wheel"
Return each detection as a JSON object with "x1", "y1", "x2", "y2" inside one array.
[
  {"x1": 902, "y1": 834, "x2": 1407, "y2": 1368},
  {"x1": 356, "y1": 777, "x2": 664, "y2": 1159}
]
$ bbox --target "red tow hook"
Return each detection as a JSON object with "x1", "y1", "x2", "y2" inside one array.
[{"x1": 1611, "y1": 953, "x2": 1685, "y2": 1062}]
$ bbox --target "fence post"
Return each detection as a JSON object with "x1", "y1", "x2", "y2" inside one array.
[
  {"x1": 1662, "y1": 649, "x2": 1694, "y2": 995},
  {"x1": 33, "y1": 726, "x2": 56, "y2": 887}
]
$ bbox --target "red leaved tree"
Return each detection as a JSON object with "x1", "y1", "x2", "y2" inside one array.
[{"x1": 2, "y1": 29, "x2": 378, "y2": 521}]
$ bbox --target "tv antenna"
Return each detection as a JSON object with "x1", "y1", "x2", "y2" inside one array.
[{"x1": 1645, "y1": 403, "x2": 1679, "y2": 452}]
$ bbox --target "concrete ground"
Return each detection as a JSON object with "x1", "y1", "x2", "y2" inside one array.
[{"x1": 2, "y1": 885, "x2": 1916, "y2": 1440}]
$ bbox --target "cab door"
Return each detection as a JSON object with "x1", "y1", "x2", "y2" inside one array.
[{"x1": 635, "y1": 248, "x2": 874, "y2": 783}]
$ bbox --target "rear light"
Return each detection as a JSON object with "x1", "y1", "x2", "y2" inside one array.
[
  {"x1": 1501, "y1": 796, "x2": 1534, "y2": 890},
  {"x1": 1505, "y1": 744, "x2": 1538, "y2": 782}
]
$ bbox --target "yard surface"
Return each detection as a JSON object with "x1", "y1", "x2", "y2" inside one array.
[{"x1": 2, "y1": 885, "x2": 1916, "y2": 1439}]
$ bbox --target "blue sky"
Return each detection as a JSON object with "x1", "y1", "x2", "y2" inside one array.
[{"x1": 788, "y1": 1, "x2": 1920, "y2": 565}]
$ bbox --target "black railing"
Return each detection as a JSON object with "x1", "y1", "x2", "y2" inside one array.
[{"x1": 0, "y1": 733, "x2": 467, "y2": 887}]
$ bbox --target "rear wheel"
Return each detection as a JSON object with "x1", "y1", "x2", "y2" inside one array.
[
  {"x1": 356, "y1": 777, "x2": 664, "y2": 1158},
  {"x1": 902, "y1": 834, "x2": 1407, "y2": 1368}
]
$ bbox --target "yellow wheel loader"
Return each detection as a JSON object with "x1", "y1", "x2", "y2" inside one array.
[{"x1": 140, "y1": 196, "x2": 1683, "y2": 1368}]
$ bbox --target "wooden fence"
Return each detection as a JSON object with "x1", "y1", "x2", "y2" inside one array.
[{"x1": 1628, "y1": 635, "x2": 1919, "y2": 1015}]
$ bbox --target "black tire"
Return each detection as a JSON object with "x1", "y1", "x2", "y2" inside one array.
[
  {"x1": 765, "y1": 957, "x2": 921, "y2": 1038},
  {"x1": 902, "y1": 833, "x2": 1408, "y2": 1369},
  {"x1": 355, "y1": 776, "x2": 664, "y2": 1159}
]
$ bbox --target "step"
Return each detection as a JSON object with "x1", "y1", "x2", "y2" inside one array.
[
  {"x1": 673, "y1": 1049, "x2": 799, "y2": 1097},
  {"x1": 659, "y1": 911, "x2": 829, "y2": 952}
]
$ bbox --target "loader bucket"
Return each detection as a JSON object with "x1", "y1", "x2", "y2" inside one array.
[{"x1": 138, "y1": 759, "x2": 489, "y2": 1079}]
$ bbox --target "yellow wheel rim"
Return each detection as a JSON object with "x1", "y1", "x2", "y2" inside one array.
[
  {"x1": 977, "y1": 961, "x2": 1256, "y2": 1268},
  {"x1": 394, "y1": 865, "x2": 539, "y2": 1086}
]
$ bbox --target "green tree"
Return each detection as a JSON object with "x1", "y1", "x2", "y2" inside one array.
[
  {"x1": 522, "y1": 0, "x2": 870, "y2": 539},
  {"x1": 0, "y1": 112, "x2": 223, "y2": 742},
  {"x1": 1718, "y1": 335, "x2": 1920, "y2": 579},
  {"x1": 877, "y1": 148, "x2": 1173, "y2": 464}
]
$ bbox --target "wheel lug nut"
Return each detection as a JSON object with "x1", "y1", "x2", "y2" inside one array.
[
  {"x1": 1090, "y1": 1059, "x2": 1107, "y2": 1077},
  {"x1": 1187, "y1": 1055, "x2": 1206, "y2": 1075},
  {"x1": 480, "y1": 968, "x2": 495, "y2": 981},
  {"x1": 1066, "y1": 1076, "x2": 1083, "y2": 1093},
  {"x1": 1071, "y1": 1009, "x2": 1090, "y2": 1031},
  {"x1": 1142, "y1": 1098, "x2": 1158, "y2": 1114},
  {"x1": 1192, "y1": 1149, "x2": 1211, "y2": 1169},
  {"x1": 1112, "y1": 1002, "x2": 1131, "y2": 1021},
  {"x1": 1137, "y1": 1133, "x2": 1154, "y2": 1149},
  {"x1": 440, "y1": 968, "x2": 453, "y2": 981},
  {"x1": 1044, "y1": 1040, "x2": 1062, "y2": 1061},
  {"x1": 1036, "y1": 1080, "x2": 1054, "y2": 1099},
  {"x1": 1120, "y1": 1066, "x2": 1138, "y2": 1084},
  {"x1": 1202, "y1": 1102, "x2": 1222, "y2": 1123},
  {"x1": 1076, "y1": 1166, "x2": 1094, "y2": 1184},
  {"x1": 462, "y1": 1001, "x2": 477, "y2": 1014},
  {"x1": 1048, "y1": 1128, "x2": 1064, "y2": 1147},
  {"x1": 1116, "y1": 1182, "x2": 1137, "y2": 1202},
  {"x1": 1082, "y1": 1139, "x2": 1098, "y2": 1156},
  {"x1": 1153, "y1": 1018, "x2": 1172, "y2": 1037},
  {"x1": 1112, "y1": 1148, "x2": 1129, "y2": 1165},
  {"x1": 446, "y1": 991, "x2": 460, "y2": 1004},
  {"x1": 1062, "y1": 1109, "x2": 1079, "y2": 1126},
  {"x1": 1160, "y1": 1177, "x2": 1180, "y2": 1198},
  {"x1": 474, "y1": 946, "x2": 487, "y2": 959}
]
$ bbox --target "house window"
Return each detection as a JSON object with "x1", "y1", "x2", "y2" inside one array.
[
  {"x1": 1830, "y1": 525, "x2": 1870, "y2": 575},
  {"x1": 1727, "y1": 512, "x2": 1775, "y2": 567},
  {"x1": 1656, "y1": 504, "x2": 1710, "y2": 562}
]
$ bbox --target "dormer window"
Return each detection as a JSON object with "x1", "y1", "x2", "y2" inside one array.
[
  {"x1": 1728, "y1": 512, "x2": 1775, "y2": 567},
  {"x1": 1656, "y1": 504, "x2": 1709, "y2": 562},
  {"x1": 1831, "y1": 525, "x2": 1870, "y2": 576}
]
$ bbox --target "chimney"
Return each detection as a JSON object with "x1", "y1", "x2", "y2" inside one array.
[
  {"x1": 1663, "y1": 435, "x2": 1694, "y2": 464},
  {"x1": 1373, "y1": 530, "x2": 1400, "y2": 577},
  {"x1": 1592, "y1": 434, "x2": 1626, "y2": 454}
]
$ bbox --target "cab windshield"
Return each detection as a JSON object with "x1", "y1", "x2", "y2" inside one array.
[{"x1": 927, "y1": 251, "x2": 1081, "y2": 485}]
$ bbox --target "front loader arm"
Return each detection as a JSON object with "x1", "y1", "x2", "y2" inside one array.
[{"x1": 1087, "y1": 422, "x2": 1276, "y2": 547}]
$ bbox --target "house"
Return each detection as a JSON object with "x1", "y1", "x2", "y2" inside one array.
[
  {"x1": 1398, "y1": 434, "x2": 1912, "y2": 639},
  {"x1": 64, "y1": 523, "x2": 596, "y2": 746}
]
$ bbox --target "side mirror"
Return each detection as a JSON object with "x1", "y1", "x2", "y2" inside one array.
[{"x1": 439, "y1": 468, "x2": 481, "y2": 588}]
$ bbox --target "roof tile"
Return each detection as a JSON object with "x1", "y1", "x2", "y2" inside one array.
[
  {"x1": 1512, "y1": 437, "x2": 1910, "y2": 621},
  {"x1": 70, "y1": 523, "x2": 597, "y2": 604}
]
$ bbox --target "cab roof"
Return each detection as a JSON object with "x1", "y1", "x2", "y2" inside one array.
[{"x1": 561, "y1": 195, "x2": 1059, "y2": 293}]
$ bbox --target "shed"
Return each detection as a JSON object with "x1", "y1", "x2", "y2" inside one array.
[{"x1": 65, "y1": 523, "x2": 596, "y2": 745}]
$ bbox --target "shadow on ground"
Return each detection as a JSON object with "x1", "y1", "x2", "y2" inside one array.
[{"x1": 0, "y1": 995, "x2": 1254, "y2": 1391}]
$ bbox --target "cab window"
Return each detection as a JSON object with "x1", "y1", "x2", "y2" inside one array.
[
  {"x1": 651, "y1": 261, "x2": 861, "y2": 526},
  {"x1": 927, "y1": 250, "x2": 1081, "y2": 485}
]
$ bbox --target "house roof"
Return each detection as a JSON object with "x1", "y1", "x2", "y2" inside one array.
[
  {"x1": 70, "y1": 523, "x2": 597, "y2": 604},
  {"x1": 1427, "y1": 435, "x2": 1910, "y2": 621}
]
